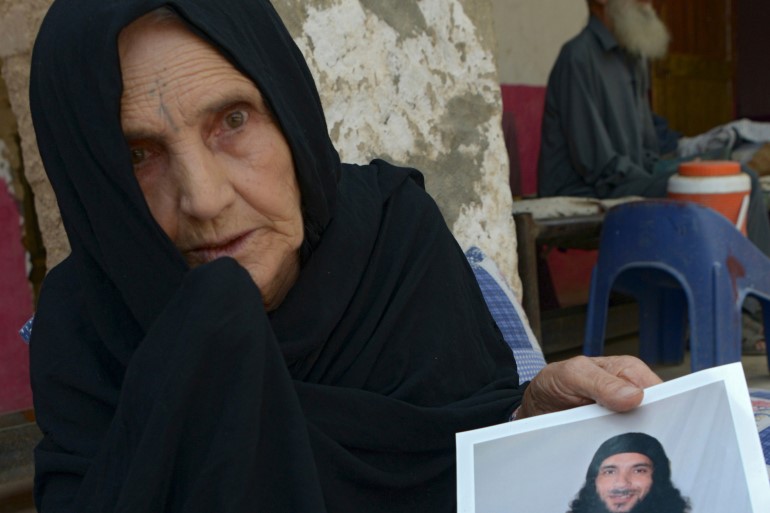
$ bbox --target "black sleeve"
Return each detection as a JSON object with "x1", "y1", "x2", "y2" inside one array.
[{"x1": 31, "y1": 258, "x2": 325, "y2": 513}]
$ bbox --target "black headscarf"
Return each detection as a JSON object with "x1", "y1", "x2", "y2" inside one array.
[
  {"x1": 30, "y1": 0, "x2": 338, "y2": 347},
  {"x1": 586, "y1": 433, "x2": 671, "y2": 484},
  {"x1": 29, "y1": 1, "x2": 524, "y2": 512}
]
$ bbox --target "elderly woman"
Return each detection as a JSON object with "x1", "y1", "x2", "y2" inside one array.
[{"x1": 28, "y1": 0, "x2": 659, "y2": 511}]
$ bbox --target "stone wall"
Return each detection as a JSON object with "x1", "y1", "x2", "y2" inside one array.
[
  {"x1": 0, "y1": 0, "x2": 522, "y2": 296},
  {"x1": 0, "y1": 77, "x2": 21, "y2": 196},
  {"x1": 491, "y1": 0, "x2": 587, "y2": 85},
  {"x1": 0, "y1": 0, "x2": 64, "y2": 272}
]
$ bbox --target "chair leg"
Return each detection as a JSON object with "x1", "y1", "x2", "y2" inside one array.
[
  {"x1": 710, "y1": 306, "x2": 741, "y2": 367},
  {"x1": 660, "y1": 288, "x2": 687, "y2": 365},
  {"x1": 584, "y1": 269, "x2": 610, "y2": 357},
  {"x1": 710, "y1": 269, "x2": 743, "y2": 367},
  {"x1": 636, "y1": 286, "x2": 686, "y2": 366},
  {"x1": 763, "y1": 303, "x2": 770, "y2": 374},
  {"x1": 688, "y1": 275, "x2": 723, "y2": 371}
]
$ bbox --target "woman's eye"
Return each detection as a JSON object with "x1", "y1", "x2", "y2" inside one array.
[
  {"x1": 224, "y1": 110, "x2": 248, "y2": 129},
  {"x1": 130, "y1": 148, "x2": 147, "y2": 165}
]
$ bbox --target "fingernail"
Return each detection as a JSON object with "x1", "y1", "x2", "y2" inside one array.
[{"x1": 618, "y1": 385, "x2": 640, "y2": 399}]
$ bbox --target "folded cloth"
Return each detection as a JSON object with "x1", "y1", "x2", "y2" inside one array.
[
  {"x1": 749, "y1": 389, "x2": 770, "y2": 468},
  {"x1": 677, "y1": 119, "x2": 770, "y2": 159}
]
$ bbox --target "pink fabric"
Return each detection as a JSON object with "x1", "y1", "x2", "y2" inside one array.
[
  {"x1": 546, "y1": 248, "x2": 598, "y2": 308},
  {"x1": 0, "y1": 184, "x2": 33, "y2": 414},
  {"x1": 501, "y1": 85, "x2": 546, "y2": 197}
]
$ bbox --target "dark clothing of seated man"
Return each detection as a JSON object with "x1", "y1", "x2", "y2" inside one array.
[{"x1": 538, "y1": 1, "x2": 770, "y2": 255}]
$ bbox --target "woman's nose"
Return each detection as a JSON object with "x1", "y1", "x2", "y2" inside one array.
[{"x1": 177, "y1": 149, "x2": 236, "y2": 220}]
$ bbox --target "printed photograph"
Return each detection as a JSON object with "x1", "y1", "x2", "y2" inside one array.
[{"x1": 457, "y1": 363, "x2": 770, "y2": 513}]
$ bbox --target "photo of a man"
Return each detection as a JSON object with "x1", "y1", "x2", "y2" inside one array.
[
  {"x1": 459, "y1": 365, "x2": 768, "y2": 512},
  {"x1": 568, "y1": 432, "x2": 691, "y2": 513}
]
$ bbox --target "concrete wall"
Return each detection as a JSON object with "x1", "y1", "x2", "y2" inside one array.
[
  {"x1": 0, "y1": 2, "x2": 40, "y2": 414},
  {"x1": 491, "y1": 0, "x2": 587, "y2": 85},
  {"x1": 0, "y1": 0, "x2": 63, "y2": 272},
  {"x1": 275, "y1": 0, "x2": 518, "y2": 291},
  {"x1": 0, "y1": 0, "x2": 526, "y2": 296}
]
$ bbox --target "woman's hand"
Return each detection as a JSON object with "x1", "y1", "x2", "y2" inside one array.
[{"x1": 517, "y1": 356, "x2": 663, "y2": 419}]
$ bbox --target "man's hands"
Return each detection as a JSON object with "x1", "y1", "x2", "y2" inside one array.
[{"x1": 517, "y1": 356, "x2": 662, "y2": 419}]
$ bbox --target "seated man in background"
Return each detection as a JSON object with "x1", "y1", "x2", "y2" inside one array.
[
  {"x1": 538, "y1": 0, "x2": 673, "y2": 201},
  {"x1": 538, "y1": 0, "x2": 770, "y2": 353}
]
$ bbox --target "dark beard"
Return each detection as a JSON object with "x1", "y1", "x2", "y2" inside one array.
[
  {"x1": 569, "y1": 486, "x2": 689, "y2": 513},
  {"x1": 595, "y1": 496, "x2": 650, "y2": 513}
]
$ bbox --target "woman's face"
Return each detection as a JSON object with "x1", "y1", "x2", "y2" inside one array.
[{"x1": 118, "y1": 14, "x2": 304, "y2": 310}]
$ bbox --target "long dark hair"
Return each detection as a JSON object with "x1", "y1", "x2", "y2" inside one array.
[{"x1": 568, "y1": 433, "x2": 690, "y2": 513}]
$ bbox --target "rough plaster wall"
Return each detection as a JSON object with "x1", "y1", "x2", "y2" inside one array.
[
  {"x1": 274, "y1": 0, "x2": 519, "y2": 293},
  {"x1": 0, "y1": 77, "x2": 21, "y2": 198},
  {"x1": 0, "y1": 140, "x2": 11, "y2": 187},
  {"x1": 1, "y1": 0, "x2": 522, "y2": 297},
  {"x1": 0, "y1": 133, "x2": 28, "y2": 276},
  {"x1": 0, "y1": 0, "x2": 66, "y2": 268},
  {"x1": 491, "y1": 0, "x2": 587, "y2": 85}
]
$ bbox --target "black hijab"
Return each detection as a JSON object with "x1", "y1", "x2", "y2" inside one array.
[
  {"x1": 30, "y1": 0, "x2": 339, "y2": 353},
  {"x1": 585, "y1": 433, "x2": 671, "y2": 484},
  {"x1": 29, "y1": 1, "x2": 524, "y2": 511}
]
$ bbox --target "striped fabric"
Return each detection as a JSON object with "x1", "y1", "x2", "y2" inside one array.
[
  {"x1": 465, "y1": 247, "x2": 546, "y2": 384},
  {"x1": 19, "y1": 315, "x2": 33, "y2": 344}
]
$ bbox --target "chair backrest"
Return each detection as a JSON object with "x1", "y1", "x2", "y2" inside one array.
[
  {"x1": 600, "y1": 200, "x2": 755, "y2": 268},
  {"x1": 589, "y1": 199, "x2": 770, "y2": 370},
  {"x1": 599, "y1": 199, "x2": 770, "y2": 307}
]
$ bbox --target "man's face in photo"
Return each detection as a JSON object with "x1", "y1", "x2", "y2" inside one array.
[{"x1": 595, "y1": 452, "x2": 654, "y2": 512}]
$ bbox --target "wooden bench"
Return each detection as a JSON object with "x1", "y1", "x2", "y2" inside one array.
[
  {"x1": 0, "y1": 411, "x2": 40, "y2": 512},
  {"x1": 512, "y1": 197, "x2": 644, "y2": 355}
]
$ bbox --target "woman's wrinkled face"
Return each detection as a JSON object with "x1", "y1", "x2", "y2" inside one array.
[{"x1": 118, "y1": 14, "x2": 303, "y2": 310}]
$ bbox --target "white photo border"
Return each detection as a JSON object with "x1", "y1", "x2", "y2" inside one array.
[{"x1": 456, "y1": 363, "x2": 770, "y2": 513}]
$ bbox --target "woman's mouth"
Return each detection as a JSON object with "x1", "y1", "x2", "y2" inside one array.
[{"x1": 185, "y1": 230, "x2": 255, "y2": 264}]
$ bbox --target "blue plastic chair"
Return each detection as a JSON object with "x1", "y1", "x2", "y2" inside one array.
[{"x1": 583, "y1": 199, "x2": 770, "y2": 372}]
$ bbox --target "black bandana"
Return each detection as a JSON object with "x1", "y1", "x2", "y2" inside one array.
[{"x1": 586, "y1": 432, "x2": 671, "y2": 484}]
